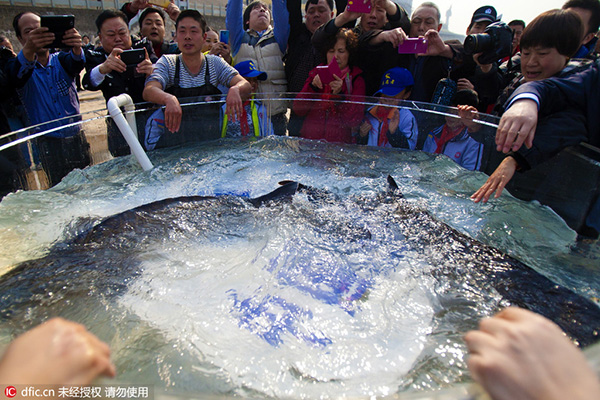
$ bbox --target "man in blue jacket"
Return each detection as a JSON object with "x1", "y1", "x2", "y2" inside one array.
[
  {"x1": 4, "y1": 11, "x2": 89, "y2": 186},
  {"x1": 7, "y1": 12, "x2": 84, "y2": 134}
]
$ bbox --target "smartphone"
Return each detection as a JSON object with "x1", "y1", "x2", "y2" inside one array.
[
  {"x1": 316, "y1": 65, "x2": 334, "y2": 85},
  {"x1": 346, "y1": 0, "x2": 371, "y2": 14},
  {"x1": 40, "y1": 15, "x2": 75, "y2": 49},
  {"x1": 120, "y1": 48, "x2": 146, "y2": 66},
  {"x1": 148, "y1": 0, "x2": 171, "y2": 8},
  {"x1": 316, "y1": 57, "x2": 343, "y2": 85},
  {"x1": 397, "y1": 38, "x2": 428, "y2": 54},
  {"x1": 219, "y1": 30, "x2": 229, "y2": 44}
]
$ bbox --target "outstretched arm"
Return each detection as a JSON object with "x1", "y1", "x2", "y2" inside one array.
[
  {"x1": 495, "y1": 99, "x2": 538, "y2": 153},
  {"x1": 272, "y1": 0, "x2": 290, "y2": 54},
  {"x1": 471, "y1": 156, "x2": 518, "y2": 203},
  {"x1": 225, "y1": 0, "x2": 244, "y2": 57},
  {"x1": 500, "y1": 64, "x2": 599, "y2": 153}
]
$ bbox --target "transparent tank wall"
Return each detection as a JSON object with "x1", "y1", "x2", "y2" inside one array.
[
  {"x1": 0, "y1": 94, "x2": 504, "y2": 194},
  {"x1": 0, "y1": 95, "x2": 599, "y2": 399}
]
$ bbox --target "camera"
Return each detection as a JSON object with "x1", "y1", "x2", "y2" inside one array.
[
  {"x1": 0, "y1": 46, "x2": 14, "y2": 60},
  {"x1": 464, "y1": 21, "x2": 513, "y2": 64}
]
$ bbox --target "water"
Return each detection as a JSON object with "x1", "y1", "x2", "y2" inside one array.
[{"x1": 0, "y1": 137, "x2": 598, "y2": 399}]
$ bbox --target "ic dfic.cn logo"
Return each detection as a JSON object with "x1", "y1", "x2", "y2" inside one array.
[{"x1": 5, "y1": 386, "x2": 16, "y2": 398}]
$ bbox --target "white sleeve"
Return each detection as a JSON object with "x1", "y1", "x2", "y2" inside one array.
[{"x1": 90, "y1": 65, "x2": 107, "y2": 87}]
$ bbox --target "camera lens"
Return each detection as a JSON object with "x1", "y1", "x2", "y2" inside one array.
[{"x1": 464, "y1": 33, "x2": 493, "y2": 55}]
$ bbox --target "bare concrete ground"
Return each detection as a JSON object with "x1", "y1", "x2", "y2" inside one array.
[{"x1": 79, "y1": 90, "x2": 113, "y2": 166}]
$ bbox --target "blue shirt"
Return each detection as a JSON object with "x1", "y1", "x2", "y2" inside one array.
[
  {"x1": 423, "y1": 125, "x2": 484, "y2": 171},
  {"x1": 364, "y1": 105, "x2": 418, "y2": 149},
  {"x1": 15, "y1": 50, "x2": 83, "y2": 137}
]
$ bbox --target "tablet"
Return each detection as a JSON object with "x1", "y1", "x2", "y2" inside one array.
[{"x1": 40, "y1": 15, "x2": 75, "y2": 49}]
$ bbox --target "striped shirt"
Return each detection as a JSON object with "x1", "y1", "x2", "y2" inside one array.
[{"x1": 146, "y1": 54, "x2": 238, "y2": 91}]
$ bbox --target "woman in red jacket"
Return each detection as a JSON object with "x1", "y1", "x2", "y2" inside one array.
[{"x1": 292, "y1": 28, "x2": 366, "y2": 144}]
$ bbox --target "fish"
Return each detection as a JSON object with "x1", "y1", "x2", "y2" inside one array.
[
  {"x1": 0, "y1": 177, "x2": 598, "y2": 350},
  {"x1": 384, "y1": 175, "x2": 600, "y2": 347}
]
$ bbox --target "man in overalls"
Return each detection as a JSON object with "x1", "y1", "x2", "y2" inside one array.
[{"x1": 143, "y1": 9, "x2": 251, "y2": 146}]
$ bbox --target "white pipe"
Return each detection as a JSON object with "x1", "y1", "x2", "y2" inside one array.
[{"x1": 106, "y1": 94, "x2": 154, "y2": 171}]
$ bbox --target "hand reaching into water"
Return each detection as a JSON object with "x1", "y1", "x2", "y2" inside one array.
[{"x1": 471, "y1": 156, "x2": 517, "y2": 203}]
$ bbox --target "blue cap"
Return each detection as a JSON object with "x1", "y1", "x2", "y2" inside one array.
[
  {"x1": 375, "y1": 67, "x2": 414, "y2": 97},
  {"x1": 235, "y1": 60, "x2": 267, "y2": 81}
]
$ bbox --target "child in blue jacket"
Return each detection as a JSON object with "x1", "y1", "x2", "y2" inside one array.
[
  {"x1": 221, "y1": 60, "x2": 274, "y2": 137},
  {"x1": 358, "y1": 67, "x2": 418, "y2": 149},
  {"x1": 423, "y1": 89, "x2": 484, "y2": 171}
]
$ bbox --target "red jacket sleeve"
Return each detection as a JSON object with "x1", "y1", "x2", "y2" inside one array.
[{"x1": 293, "y1": 68, "x2": 324, "y2": 117}]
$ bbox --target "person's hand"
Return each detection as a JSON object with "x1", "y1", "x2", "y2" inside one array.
[
  {"x1": 359, "y1": 120, "x2": 372, "y2": 137},
  {"x1": 129, "y1": 0, "x2": 150, "y2": 13},
  {"x1": 423, "y1": 30, "x2": 453, "y2": 58},
  {"x1": 335, "y1": 9, "x2": 362, "y2": 27},
  {"x1": 457, "y1": 105, "x2": 477, "y2": 120},
  {"x1": 457, "y1": 78, "x2": 474, "y2": 91},
  {"x1": 62, "y1": 28, "x2": 82, "y2": 56},
  {"x1": 209, "y1": 42, "x2": 232, "y2": 64},
  {"x1": 164, "y1": 94, "x2": 182, "y2": 132},
  {"x1": 471, "y1": 156, "x2": 517, "y2": 203},
  {"x1": 464, "y1": 307, "x2": 600, "y2": 400},
  {"x1": 0, "y1": 318, "x2": 115, "y2": 389},
  {"x1": 388, "y1": 108, "x2": 400, "y2": 133},
  {"x1": 166, "y1": 1, "x2": 181, "y2": 21},
  {"x1": 457, "y1": 104, "x2": 477, "y2": 121},
  {"x1": 136, "y1": 48, "x2": 154, "y2": 76},
  {"x1": 98, "y1": 48, "x2": 126, "y2": 75},
  {"x1": 226, "y1": 85, "x2": 243, "y2": 123},
  {"x1": 380, "y1": 0, "x2": 398, "y2": 15},
  {"x1": 473, "y1": 53, "x2": 493, "y2": 73},
  {"x1": 423, "y1": 29, "x2": 444, "y2": 54},
  {"x1": 329, "y1": 74, "x2": 343, "y2": 94},
  {"x1": 458, "y1": 105, "x2": 481, "y2": 132},
  {"x1": 496, "y1": 99, "x2": 538, "y2": 153},
  {"x1": 311, "y1": 74, "x2": 324, "y2": 90},
  {"x1": 378, "y1": 27, "x2": 408, "y2": 47},
  {"x1": 22, "y1": 26, "x2": 55, "y2": 60}
]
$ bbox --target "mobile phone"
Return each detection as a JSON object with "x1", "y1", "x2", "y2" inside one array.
[
  {"x1": 120, "y1": 48, "x2": 145, "y2": 66},
  {"x1": 40, "y1": 15, "x2": 75, "y2": 49},
  {"x1": 346, "y1": 0, "x2": 371, "y2": 14},
  {"x1": 316, "y1": 57, "x2": 343, "y2": 85},
  {"x1": 148, "y1": 0, "x2": 171, "y2": 8},
  {"x1": 219, "y1": 30, "x2": 229, "y2": 44},
  {"x1": 397, "y1": 38, "x2": 428, "y2": 54},
  {"x1": 316, "y1": 65, "x2": 334, "y2": 85}
]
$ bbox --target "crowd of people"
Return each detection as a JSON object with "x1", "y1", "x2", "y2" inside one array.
[
  {"x1": 1, "y1": 0, "x2": 600, "y2": 396},
  {"x1": 0, "y1": 0, "x2": 599, "y2": 191}
]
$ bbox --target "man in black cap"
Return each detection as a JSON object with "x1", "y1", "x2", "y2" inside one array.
[
  {"x1": 467, "y1": 5, "x2": 498, "y2": 35},
  {"x1": 454, "y1": 5, "x2": 503, "y2": 112}
]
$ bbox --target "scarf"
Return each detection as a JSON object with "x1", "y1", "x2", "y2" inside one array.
[
  {"x1": 369, "y1": 105, "x2": 395, "y2": 147},
  {"x1": 434, "y1": 124, "x2": 464, "y2": 154},
  {"x1": 240, "y1": 100, "x2": 251, "y2": 136}
]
